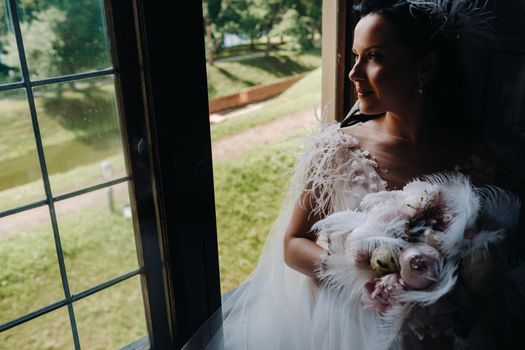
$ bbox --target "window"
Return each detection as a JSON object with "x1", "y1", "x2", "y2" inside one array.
[
  {"x1": 0, "y1": 0, "x2": 151, "y2": 348},
  {"x1": 1, "y1": 0, "x2": 222, "y2": 348}
]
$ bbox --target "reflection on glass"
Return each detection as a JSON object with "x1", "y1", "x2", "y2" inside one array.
[
  {"x1": 16, "y1": 0, "x2": 111, "y2": 79},
  {"x1": 55, "y1": 182, "x2": 138, "y2": 293},
  {"x1": 0, "y1": 1, "x2": 23, "y2": 83},
  {"x1": 0, "y1": 89, "x2": 46, "y2": 211},
  {"x1": 75, "y1": 276, "x2": 148, "y2": 350},
  {"x1": 0, "y1": 205, "x2": 64, "y2": 325},
  {"x1": 0, "y1": 307, "x2": 73, "y2": 350},
  {"x1": 33, "y1": 75, "x2": 126, "y2": 196}
]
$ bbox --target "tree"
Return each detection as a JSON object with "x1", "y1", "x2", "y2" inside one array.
[
  {"x1": 3, "y1": 7, "x2": 66, "y2": 78},
  {"x1": 203, "y1": 0, "x2": 224, "y2": 64},
  {"x1": 249, "y1": 0, "x2": 286, "y2": 55},
  {"x1": 46, "y1": 0, "x2": 111, "y2": 75},
  {"x1": 201, "y1": 0, "x2": 321, "y2": 63},
  {"x1": 272, "y1": 0, "x2": 321, "y2": 50},
  {"x1": 2, "y1": 0, "x2": 110, "y2": 79}
]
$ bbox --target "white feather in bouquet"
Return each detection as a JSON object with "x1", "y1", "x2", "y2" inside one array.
[{"x1": 313, "y1": 172, "x2": 520, "y2": 349}]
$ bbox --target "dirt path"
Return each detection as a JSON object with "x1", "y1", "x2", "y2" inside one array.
[
  {"x1": 212, "y1": 107, "x2": 317, "y2": 162},
  {"x1": 1, "y1": 107, "x2": 318, "y2": 239},
  {"x1": 0, "y1": 183, "x2": 129, "y2": 238}
]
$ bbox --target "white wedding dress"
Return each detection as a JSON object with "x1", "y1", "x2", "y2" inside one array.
[{"x1": 191, "y1": 122, "x2": 524, "y2": 350}]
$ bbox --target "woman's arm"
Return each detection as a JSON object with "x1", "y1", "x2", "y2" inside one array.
[{"x1": 283, "y1": 191, "x2": 327, "y2": 279}]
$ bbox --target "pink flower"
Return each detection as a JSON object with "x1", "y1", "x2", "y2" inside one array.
[
  {"x1": 360, "y1": 273, "x2": 405, "y2": 314},
  {"x1": 354, "y1": 249, "x2": 370, "y2": 267},
  {"x1": 399, "y1": 245, "x2": 441, "y2": 289}
]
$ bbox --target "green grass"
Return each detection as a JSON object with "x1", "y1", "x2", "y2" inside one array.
[
  {"x1": 0, "y1": 152, "x2": 125, "y2": 212},
  {"x1": 0, "y1": 78, "x2": 117, "y2": 164},
  {"x1": 207, "y1": 49, "x2": 320, "y2": 99},
  {"x1": 214, "y1": 136, "x2": 304, "y2": 292},
  {"x1": 0, "y1": 191, "x2": 147, "y2": 349},
  {"x1": 211, "y1": 66, "x2": 321, "y2": 141}
]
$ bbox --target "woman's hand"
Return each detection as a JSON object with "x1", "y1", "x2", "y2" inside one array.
[{"x1": 283, "y1": 191, "x2": 327, "y2": 279}]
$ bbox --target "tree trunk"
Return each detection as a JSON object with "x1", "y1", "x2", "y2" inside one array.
[{"x1": 204, "y1": 17, "x2": 215, "y2": 64}]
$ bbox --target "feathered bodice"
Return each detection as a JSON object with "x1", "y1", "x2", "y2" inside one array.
[{"x1": 295, "y1": 123, "x2": 387, "y2": 215}]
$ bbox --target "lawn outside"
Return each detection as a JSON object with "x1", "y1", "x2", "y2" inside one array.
[
  {"x1": 206, "y1": 48, "x2": 320, "y2": 99},
  {"x1": 211, "y1": 66, "x2": 321, "y2": 141}
]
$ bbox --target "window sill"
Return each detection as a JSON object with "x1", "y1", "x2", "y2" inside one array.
[{"x1": 121, "y1": 336, "x2": 150, "y2": 350}]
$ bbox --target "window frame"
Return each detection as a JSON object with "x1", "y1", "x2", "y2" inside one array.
[
  {"x1": 0, "y1": 0, "x2": 221, "y2": 348},
  {"x1": 0, "y1": 0, "x2": 140, "y2": 348},
  {"x1": 104, "y1": 0, "x2": 221, "y2": 348},
  {"x1": 321, "y1": 0, "x2": 356, "y2": 123}
]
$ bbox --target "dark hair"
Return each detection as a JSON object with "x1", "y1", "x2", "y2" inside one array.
[{"x1": 352, "y1": 0, "x2": 469, "y2": 134}]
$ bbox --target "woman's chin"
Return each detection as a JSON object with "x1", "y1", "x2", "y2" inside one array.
[{"x1": 358, "y1": 102, "x2": 385, "y2": 116}]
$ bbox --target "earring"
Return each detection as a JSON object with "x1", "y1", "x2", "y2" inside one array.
[{"x1": 418, "y1": 81, "x2": 424, "y2": 94}]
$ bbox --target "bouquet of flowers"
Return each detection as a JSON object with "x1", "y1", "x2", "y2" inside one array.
[{"x1": 314, "y1": 173, "x2": 520, "y2": 346}]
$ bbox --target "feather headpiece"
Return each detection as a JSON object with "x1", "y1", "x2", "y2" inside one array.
[{"x1": 406, "y1": 0, "x2": 497, "y2": 67}]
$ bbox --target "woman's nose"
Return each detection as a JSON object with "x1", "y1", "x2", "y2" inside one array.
[{"x1": 348, "y1": 60, "x2": 364, "y2": 82}]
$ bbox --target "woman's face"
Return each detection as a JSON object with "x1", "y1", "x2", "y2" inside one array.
[{"x1": 349, "y1": 14, "x2": 422, "y2": 115}]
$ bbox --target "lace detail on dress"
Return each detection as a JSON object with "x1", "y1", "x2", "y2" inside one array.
[{"x1": 294, "y1": 123, "x2": 387, "y2": 216}]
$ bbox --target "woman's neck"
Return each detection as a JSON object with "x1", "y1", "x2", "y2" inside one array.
[{"x1": 381, "y1": 102, "x2": 438, "y2": 146}]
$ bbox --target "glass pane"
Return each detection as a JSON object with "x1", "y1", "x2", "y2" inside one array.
[
  {"x1": 0, "y1": 1, "x2": 23, "y2": 83},
  {"x1": 56, "y1": 182, "x2": 138, "y2": 293},
  {"x1": 0, "y1": 307, "x2": 73, "y2": 350},
  {"x1": 16, "y1": 0, "x2": 111, "y2": 79},
  {"x1": 75, "y1": 276, "x2": 149, "y2": 350},
  {"x1": 0, "y1": 206, "x2": 64, "y2": 324},
  {"x1": 33, "y1": 75, "x2": 126, "y2": 196},
  {"x1": 0, "y1": 89, "x2": 45, "y2": 212}
]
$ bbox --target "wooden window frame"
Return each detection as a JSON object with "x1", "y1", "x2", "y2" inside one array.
[
  {"x1": 104, "y1": 1, "x2": 221, "y2": 348},
  {"x1": 321, "y1": 0, "x2": 356, "y2": 123}
]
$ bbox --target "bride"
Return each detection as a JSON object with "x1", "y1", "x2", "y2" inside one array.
[{"x1": 198, "y1": 1, "x2": 524, "y2": 349}]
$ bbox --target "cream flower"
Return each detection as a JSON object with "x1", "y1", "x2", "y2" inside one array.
[{"x1": 370, "y1": 246, "x2": 399, "y2": 277}]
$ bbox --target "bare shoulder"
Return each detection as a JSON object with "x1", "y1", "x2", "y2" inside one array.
[{"x1": 339, "y1": 122, "x2": 379, "y2": 150}]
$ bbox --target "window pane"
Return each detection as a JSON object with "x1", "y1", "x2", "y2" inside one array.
[
  {"x1": 16, "y1": 0, "x2": 111, "y2": 79},
  {"x1": 34, "y1": 75, "x2": 126, "y2": 196},
  {"x1": 0, "y1": 1, "x2": 23, "y2": 83},
  {"x1": 75, "y1": 276, "x2": 149, "y2": 350},
  {"x1": 0, "y1": 307, "x2": 73, "y2": 350},
  {"x1": 55, "y1": 182, "x2": 138, "y2": 293},
  {"x1": 0, "y1": 206, "x2": 64, "y2": 324},
  {"x1": 0, "y1": 89, "x2": 45, "y2": 212}
]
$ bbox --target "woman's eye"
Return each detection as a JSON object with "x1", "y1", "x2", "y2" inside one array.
[{"x1": 367, "y1": 52, "x2": 382, "y2": 60}]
